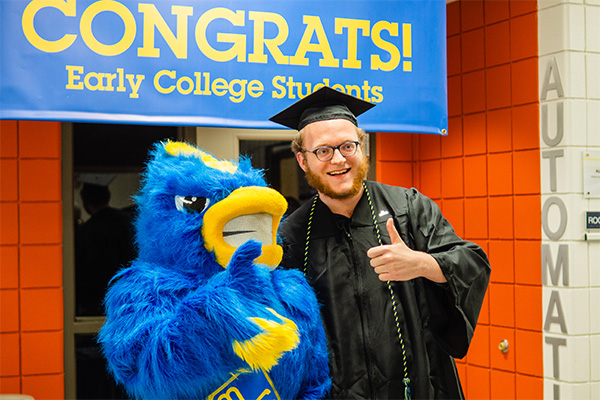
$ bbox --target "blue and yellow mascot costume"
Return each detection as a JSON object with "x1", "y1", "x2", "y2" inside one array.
[{"x1": 99, "y1": 141, "x2": 330, "y2": 399}]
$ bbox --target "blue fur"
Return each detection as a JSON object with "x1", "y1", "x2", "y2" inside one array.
[{"x1": 99, "y1": 143, "x2": 330, "y2": 399}]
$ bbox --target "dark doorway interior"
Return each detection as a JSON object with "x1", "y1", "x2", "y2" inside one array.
[
  {"x1": 72, "y1": 123, "x2": 177, "y2": 399},
  {"x1": 69, "y1": 124, "x2": 308, "y2": 398}
]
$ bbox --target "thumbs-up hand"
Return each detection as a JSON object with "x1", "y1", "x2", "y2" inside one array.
[{"x1": 367, "y1": 218, "x2": 447, "y2": 283}]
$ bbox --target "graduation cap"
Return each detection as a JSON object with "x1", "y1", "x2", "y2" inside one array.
[{"x1": 269, "y1": 86, "x2": 375, "y2": 131}]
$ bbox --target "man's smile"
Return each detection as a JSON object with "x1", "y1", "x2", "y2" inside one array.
[{"x1": 327, "y1": 168, "x2": 350, "y2": 176}]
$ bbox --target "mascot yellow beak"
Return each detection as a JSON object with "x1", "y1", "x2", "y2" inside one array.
[{"x1": 202, "y1": 186, "x2": 287, "y2": 269}]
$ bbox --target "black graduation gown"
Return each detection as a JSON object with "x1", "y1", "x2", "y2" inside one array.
[{"x1": 279, "y1": 181, "x2": 490, "y2": 400}]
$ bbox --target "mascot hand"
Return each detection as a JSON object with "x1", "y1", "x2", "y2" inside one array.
[
  {"x1": 225, "y1": 240, "x2": 269, "y2": 295},
  {"x1": 227, "y1": 240, "x2": 262, "y2": 272}
]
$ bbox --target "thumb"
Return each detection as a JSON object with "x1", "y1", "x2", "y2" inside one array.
[
  {"x1": 386, "y1": 218, "x2": 404, "y2": 245},
  {"x1": 228, "y1": 240, "x2": 262, "y2": 270}
]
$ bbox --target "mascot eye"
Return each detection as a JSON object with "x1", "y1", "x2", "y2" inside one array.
[{"x1": 175, "y1": 195, "x2": 210, "y2": 213}]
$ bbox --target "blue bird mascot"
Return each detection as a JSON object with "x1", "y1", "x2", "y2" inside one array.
[{"x1": 99, "y1": 141, "x2": 330, "y2": 399}]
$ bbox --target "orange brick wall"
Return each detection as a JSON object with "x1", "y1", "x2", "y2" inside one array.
[
  {"x1": 0, "y1": 120, "x2": 65, "y2": 398},
  {"x1": 376, "y1": 1, "x2": 543, "y2": 399}
]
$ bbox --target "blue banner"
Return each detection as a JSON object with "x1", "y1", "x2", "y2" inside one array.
[{"x1": 0, "y1": 0, "x2": 447, "y2": 134}]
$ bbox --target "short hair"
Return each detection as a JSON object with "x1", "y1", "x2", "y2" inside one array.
[
  {"x1": 80, "y1": 183, "x2": 110, "y2": 208},
  {"x1": 292, "y1": 126, "x2": 367, "y2": 154}
]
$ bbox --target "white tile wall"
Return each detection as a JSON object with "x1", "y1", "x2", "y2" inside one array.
[
  {"x1": 589, "y1": 243, "x2": 600, "y2": 288},
  {"x1": 586, "y1": 6, "x2": 600, "y2": 52},
  {"x1": 560, "y1": 335, "x2": 591, "y2": 382},
  {"x1": 589, "y1": 101, "x2": 600, "y2": 145},
  {"x1": 540, "y1": 100, "x2": 588, "y2": 149},
  {"x1": 541, "y1": 146, "x2": 586, "y2": 193},
  {"x1": 543, "y1": 286, "x2": 590, "y2": 334},
  {"x1": 538, "y1": 0, "x2": 600, "y2": 393},
  {"x1": 592, "y1": 335, "x2": 600, "y2": 380},
  {"x1": 543, "y1": 241, "x2": 590, "y2": 287},
  {"x1": 593, "y1": 382, "x2": 600, "y2": 399},
  {"x1": 539, "y1": 0, "x2": 585, "y2": 11},
  {"x1": 543, "y1": 333, "x2": 590, "y2": 381},
  {"x1": 541, "y1": 194, "x2": 589, "y2": 240},
  {"x1": 569, "y1": 241, "x2": 592, "y2": 287},
  {"x1": 567, "y1": 100, "x2": 590, "y2": 146},
  {"x1": 544, "y1": 381, "x2": 592, "y2": 399},
  {"x1": 587, "y1": 53, "x2": 600, "y2": 99},
  {"x1": 540, "y1": 53, "x2": 587, "y2": 100},
  {"x1": 539, "y1": 4, "x2": 586, "y2": 55},
  {"x1": 590, "y1": 241, "x2": 600, "y2": 287},
  {"x1": 591, "y1": 289, "x2": 600, "y2": 334},
  {"x1": 589, "y1": 197, "x2": 600, "y2": 210}
]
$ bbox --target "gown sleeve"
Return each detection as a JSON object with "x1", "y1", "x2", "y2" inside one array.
[{"x1": 405, "y1": 188, "x2": 491, "y2": 358}]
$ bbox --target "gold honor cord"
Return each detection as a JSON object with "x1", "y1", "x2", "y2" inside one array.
[
  {"x1": 363, "y1": 183, "x2": 411, "y2": 400},
  {"x1": 303, "y1": 183, "x2": 411, "y2": 400}
]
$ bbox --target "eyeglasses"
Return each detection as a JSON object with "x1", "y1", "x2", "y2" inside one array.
[{"x1": 306, "y1": 141, "x2": 360, "y2": 162}]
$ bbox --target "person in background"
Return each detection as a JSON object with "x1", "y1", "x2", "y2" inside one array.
[
  {"x1": 271, "y1": 87, "x2": 491, "y2": 399},
  {"x1": 75, "y1": 180, "x2": 135, "y2": 316}
]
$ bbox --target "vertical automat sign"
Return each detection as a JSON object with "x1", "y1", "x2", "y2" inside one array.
[
  {"x1": 540, "y1": 57, "x2": 570, "y2": 399},
  {"x1": 0, "y1": 0, "x2": 447, "y2": 134}
]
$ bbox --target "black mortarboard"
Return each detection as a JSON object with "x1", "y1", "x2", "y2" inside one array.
[{"x1": 269, "y1": 86, "x2": 375, "y2": 130}]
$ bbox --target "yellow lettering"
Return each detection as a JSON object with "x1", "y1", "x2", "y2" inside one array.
[
  {"x1": 345, "y1": 84, "x2": 361, "y2": 98},
  {"x1": 202, "y1": 72, "x2": 211, "y2": 95},
  {"x1": 335, "y1": 18, "x2": 370, "y2": 69},
  {"x1": 256, "y1": 389, "x2": 272, "y2": 400},
  {"x1": 105, "y1": 73, "x2": 117, "y2": 91},
  {"x1": 273, "y1": 77, "x2": 380, "y2": 101},
  {"x1": 331, "y1": 83, "x2": 345, "y2": 91},
  {"x1": 154, "y1": 69, "x2": 176, "y2": 94},
  {"x1": 370, "y1": 21, "x2": 400, "y2": 72},
  {"x1": 271, "y1": 76, "x2": 286, "y2": 99},
  {"x1": 211, "y1": 78, "x2": 229, "y2": 96},
  {"x1": 65, "y1": 65, "x2": 84, "y2": 90},
  {"x1": 176, "y1": 75, "x2": 194, "y2": 95},
  {"x1": 196, "y1": 8, "x2": 246, "y2": 62},
  {"x1": 216, "y1": 387, "x2": 244, "y2": 400},
  {"x1": 84, "y1": 72, "x2": 105, "y2": 91},
  {"x1": 228, "y1": 79, "x2": 246, "y2": 103},
  {"x1": 117, "y1": 68, "x2": 126, "y2": 92},
  {"x1": 80, "y1": 0, "x2": 136, "y2": 56},
  {"x1": 137, "y1": 4, "x2": 193, "y2": 59},
  {"x1": 402, "y1": 23, "x2": 412, "y2": 72},
  {"x1": 126, "y1": 74, "x2": 145, "y2": 98},
  {"x1": 361, "y1": 80, "x2": 371, "y2": 102},
  {"x1": 191, "y1": 72, "x2": 212, "y2": 95},
  {"x1": 193, "y1": 72, "x2": 203, "y2": 95},
  {"x1": 22, "y1": 0, "x2": 77, "y2": 53},
  {"x1": 285, "y1": 76, "x2": 298, "y2": 99},
  {"x1": 290, "y1": 16, "x2": 339, "y2": 68},
  {"x1": 248, "y1": 11, "x2": 289, "y2": 64},
  {"x1": 313, "y1": 78, "x2": 330, "y2": 92},
  {"x1": 247, "y1": 80, "x2": 263, "y2": 98},
  {"x1": 371, "y1": 86, "x2": 384, "y2": 103}
]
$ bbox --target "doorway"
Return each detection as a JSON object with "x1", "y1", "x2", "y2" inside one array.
[
  {"x1": 63, "y1": 124, "x2": 371, "y2": 397},
  {"x1": 63, "y1": 122, "x2": 183, "y2": 399}
]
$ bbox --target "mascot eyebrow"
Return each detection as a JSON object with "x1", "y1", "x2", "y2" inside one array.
[{"x1": 164, "y1": 140, "x2": 238, "y2": 173}]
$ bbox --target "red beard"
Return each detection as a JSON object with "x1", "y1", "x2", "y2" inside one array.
[{"x1": 304, "y1": 155, "x2": 369, "y2": 200}]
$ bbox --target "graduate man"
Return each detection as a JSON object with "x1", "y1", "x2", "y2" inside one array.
[{"x1": 271, "y1": 87, "x2": 491, "y2": 399}]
